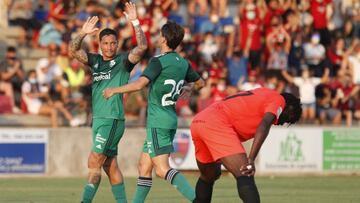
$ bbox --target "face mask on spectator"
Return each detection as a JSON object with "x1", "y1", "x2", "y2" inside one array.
[
  {"x1": 29, "y1": 78, "x2": 37, "y2": 84},
  {"x1": 204, "y1": 38, "x2": 213, "y2": 45},
  {"x1": 246, "y1": 11, "x2": 256, "y2": 20},
  {"x1": 183, "y1": 33, "x2": 191, "y2": 42},
  {"x1": 294, "y1": 41, "x2": 300, "y2": 47},
  {"x1": 217, "y1": 84, "x2": 226, "y2": 91},
  {"x1": 137, "y1": 7, "x2": 146, "y2": 17},
  {"x1": 311, "y1": 35, "x2": 320, "y2": 44}
]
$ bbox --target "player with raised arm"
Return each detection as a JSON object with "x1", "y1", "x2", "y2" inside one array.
[
  {"x1": 191, "y1": 88, "x2": 302, "y2": 203},
  {"x1": 102, "y1": 21, "x2": 205, "y2": 203},
  {"x1": 69, "y1": 2, "x2": 147, "y2": 203}
]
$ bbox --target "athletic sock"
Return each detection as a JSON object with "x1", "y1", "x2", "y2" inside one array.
[
  {"x1": 111, "y1": 182, "x2": 127, "y2": 203},
  {"x1": 132, "y1": 177, "x2": 152, "y2": 203},
  {"x1": 165, "y1": 168, "x2": 195, "y2": 201},
  {"x1": 236, "y1": 176, "x2": 260, "y2": 203},
  {"x1": 82, "y1": 183, "x2": 100, "y2": 203},
  {"x1": 193, "y1": 178, "x2": 214, "y2": 203}
]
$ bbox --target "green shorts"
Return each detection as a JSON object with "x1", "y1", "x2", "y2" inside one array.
[
  {"x1": 92, "y1": 118, "x2": 125, "y2": 157},
  {"x1": 143, "y1": 128, "x2": 176, "y2": 158}
]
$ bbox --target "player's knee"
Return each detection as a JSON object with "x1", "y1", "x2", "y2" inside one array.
[
  {"x1": 154, "y1": 166, "x2": 168, "y2": 178},
  {"x1": 88, "y1": 168, "x2": 102, "y2": 184},
  {"x1": 137, "y1": 160, "x2": 152, "y2": 176},
  {"x1": 201, "y1": 169, "x2": 221, "y2": 183}
]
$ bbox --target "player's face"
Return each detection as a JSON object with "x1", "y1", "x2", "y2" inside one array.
[{"x1": 100, "y1": 35, "x2": 118, "y2": 60}]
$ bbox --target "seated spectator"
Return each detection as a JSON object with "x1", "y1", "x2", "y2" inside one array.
[
  {"x1": 38, "y1": 18, "x2": 65, "y2": 47},
  {"x1": 0, "y1": 78, "x2": 16, "y2": 113},
  {"x1": 0, "y1": 46, "x2": 25, "y2": 109},
  {"x1": 327, "y1": 38, "x2": 345, "y2": 76},
  {"x1": 315, "y1": 84, "x2": 342, "y2": 125},
  {"x1": 282, "y1": 67, "x2": 330, "y2": 123},
  {"x1": 64, "y1": 58, "x2": 85, "y2": 90},
  {"x1": 22, "y1": 70, "x2": 82, "y2": 128}
]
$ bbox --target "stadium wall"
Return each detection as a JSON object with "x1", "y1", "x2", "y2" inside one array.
[{"x1": 0, "y1": 127, "x2": 359, "y2": 177}]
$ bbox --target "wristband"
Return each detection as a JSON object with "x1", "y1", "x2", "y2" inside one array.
[{"x1": 131, "y1": 19, "x2": 140, "y2": 27}]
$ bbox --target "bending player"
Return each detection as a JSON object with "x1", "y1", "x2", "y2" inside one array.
[
  {"x1": 103, "y1": 21, "x2": 205, "y2": 202},
  {"x1": 69, "y1": 2, "x2": 147, "y2": 203},
  {"x1": 191, "y1": 88, "x2": 302, "y2": 203}
]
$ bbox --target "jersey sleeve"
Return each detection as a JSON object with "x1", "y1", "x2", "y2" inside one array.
[
  {"x1": 141, "y1": 57, "x2": 162, "y2": 82},
  {"x1": 123, "y1": 52, "x2": 137, "y2": 72},
  {"x1": 185, "y1": 63, "x2": 200, "y2": 82},
  {"x1": 264, "y1": 95, "x2": 285, "y2": 122},
  {"x1": 87, "y1": 53, "x2": 99, "y2": 68}
]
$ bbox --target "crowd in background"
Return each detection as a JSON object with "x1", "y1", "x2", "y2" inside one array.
[{"x1": 0, "y1": 0, "x2": 360, "y2": 127}]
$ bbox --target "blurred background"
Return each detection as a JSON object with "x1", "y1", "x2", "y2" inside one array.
[{"x1": 0, "y1": 1, "x2": 359, "y2": 202}]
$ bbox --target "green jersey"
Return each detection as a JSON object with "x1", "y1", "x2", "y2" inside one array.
[
  {"x1": 87, "y1": 52, "x2": 135, "y2": 120},
  {"x1": 142, "y1": 51, "x2": 200, "y2": 129}
]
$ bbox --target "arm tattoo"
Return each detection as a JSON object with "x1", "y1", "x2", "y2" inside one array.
[
  {"x1": 128, "y1": 24, "x2": 148, "y2": 64},
  {"x1": 69, "y1": 32, "x2": 88, "y2": 65}
]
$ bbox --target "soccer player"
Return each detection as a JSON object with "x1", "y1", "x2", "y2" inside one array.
[
  {"x1": 102, "y1": 21, "x2": 205, "y2": 202},
  {"x1": 190, "y1": 88, "x2": 302, "y2": 203},
  {"x1": 69, "y1": 2, "x2": 147, "y2": 203}
]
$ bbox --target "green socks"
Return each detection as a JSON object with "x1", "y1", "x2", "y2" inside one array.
[
  {"x1": 82, "y1": 183, "x2": 99, "y2": 203},
  {"x1": 112, "y1": 182, "x2": 127, "y2": 203},
  {"x1": 132, "y1": 177, "x2": 152, "y2": 203},
  {"x1": 165, "y1": 168, "x2": 195, "y2": 201}
]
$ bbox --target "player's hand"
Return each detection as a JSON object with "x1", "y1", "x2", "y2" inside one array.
[
  {"x1": 240, "y1": 160, "x2": 256, "y2": 176},
  {"x1": 81, "y1": 16, "x2": 99, "y2": 35},
  {"x1": 179, "y1": 85, "x2": 192, "y2": 99},
  {"x1": 102, "y1": 88, "x2": 115, "y2": 99},
  {"x1": 124, "y1": 2, "x2": 137, "y2": 21}
]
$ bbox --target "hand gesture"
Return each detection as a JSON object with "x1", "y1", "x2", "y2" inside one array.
[
  {"x1": 81, "y1": 16, "x2": 99, "y2": 35},
  {"x1": 102, "y1": 88, "x2": 115, "y2": 99},
  {"x1": 179, "y1": 85, "x2": 192, "y2": 100},
  {"x1": 124, "y1": 2, "x2": 138, "y2": 21},
  {"x1": 240, "y1": 159, "x2": 256, "y2": 176}
]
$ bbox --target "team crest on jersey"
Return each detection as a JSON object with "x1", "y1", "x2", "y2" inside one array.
[
  {"x1": 110, "y1": 60, "x2": 116, "y2": 67},
  {"x1": 94, "y1": 63, "x2": 99, "y2": 69},
  {"x1": 170, "y1": 131, "x2": 190, "y2": 167}
]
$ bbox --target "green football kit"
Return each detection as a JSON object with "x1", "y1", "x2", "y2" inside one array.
[
  {"x1": 87, "y1": 52, "x2": 135, "y2": 156},
  {"x1": 141, "y1": 51, "x2": 200, "y2": 157}
]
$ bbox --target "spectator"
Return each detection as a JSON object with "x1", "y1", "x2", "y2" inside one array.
[
  {"x1": 198, "y1": 32, "x2": 219, "y2": 64},
  {"x1": 0, "y1": 77, "x2": 16, "y2": 113},
  {"x1": 309, "y1": 0, "x2": 332, "y2": 46},
  {"x1": 21, "y1": 70, "x2": 82, "y2": 128},
  {"x1": 240, "y1": 70, "x2": 262, "y2": 91},
  {"x1": 188, "y1": 0, "x2": 208, "y2": 16},
  {"x1": 38, "y1": 18, "x2": 65, "y2": 47},
  {"x1": 64, "y1": 58, "x2": 85, "y2": 90},
  {"x1": 341, "y1": 42, "x2": 360, "y2": 85},
  {"x1": 303, "y1": 32, "x2": 328, "y2": 77},
  {"x1": 315, "y1": 84, "x2": 342, "y2": 125},
  {"x1": 0, "y1": 46, "x2": 25, "y2": 108},
  {"x1": 288, "y1": 32, "x2": 305, "y2": 75},
  {"x1": 327, "y1": 37, "x2": 345, "y2": 76},
  {"x1": 345, "y1": 0, "x2": 360, "y2": 38},
  {"x1": 282, "y1": 68, "x2": 330, "y2": 123}
]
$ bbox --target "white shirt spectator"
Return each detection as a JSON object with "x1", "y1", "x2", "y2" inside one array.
[
  {"x1": 294, "y1": 77, "x2": 321, "y2": 104},
  {"x1": 303, "y1": 42, "x2": 325, "y2": 65},
  {"x1": 36, "y1": 58, "x2": 63, "y2": 85},
  {"x1": 348, "y1": 55, "x2": 360, "y2": 84},
  {"x1": 21, "y1": 81, "x2": 42, "y2": 114}
]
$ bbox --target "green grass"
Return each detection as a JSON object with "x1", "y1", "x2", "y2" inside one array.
[{"x1": 0, "y1": 175, "x2": 359, "y2": 203}]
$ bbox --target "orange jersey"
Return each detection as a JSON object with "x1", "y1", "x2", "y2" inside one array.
[{"x1": 194, "y1": 88, "x2": 285, "y2": 141}]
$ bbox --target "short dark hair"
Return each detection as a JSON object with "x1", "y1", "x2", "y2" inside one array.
[
  {"x1": 7, "y1": 46, "x2": 16, "y2": 53},
  {"x1": 161, "y1": 21, "x2": 184, "y2": 50},
  {"x1": 279, "y1": 92, "x2": 302, "y2": 125},
  {"x1": 99, "y1": 28, "x2": 118, "y2": 41}
]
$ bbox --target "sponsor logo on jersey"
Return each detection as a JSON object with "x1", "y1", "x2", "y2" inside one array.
[
  {"x1": 110, "y1": 60, "x2": 116, "y2": 67},
  {"x1": 93, "y1": 70, "x2": 111, "y2": 82},
  {"x1": 170, "y1": 132, "x2": 190, "y2": 166}
]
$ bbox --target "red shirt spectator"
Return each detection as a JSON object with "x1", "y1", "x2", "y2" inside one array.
[
  {"x1": 240, "y1": 7, "x2": 262, "y2": 51},
  {"x1": 310, "y1": 0, "x2": 332, "y2": 29}
]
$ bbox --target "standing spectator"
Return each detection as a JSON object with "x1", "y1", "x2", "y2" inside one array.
[
  {"x1": 266, "y1": 24, "x2": 291, "y2": 70},
  {"x1": 327, "y1": 37, "x2": 345, "y2": 76},
  {"x1": 288, "y1": 33, "x2": 305, "y2": 75},
  {"x1": 198, "y1": 32, "x2": 219, "y2": 64},
  {"x1": 263, "y1": 0, "x2": 291, "y2": 30},
  {"x1": 282, "y1": 68, "x2": 330, "y2": 123},
  {"x1": 309, "y1": 0, "x2": 332, "y2": 46},
  {"x1": 0, "y1": 46, "x2": 25, "y2": 108},
  {"x1": 345, "y1": 0, "x2": 360, "y2": 38},
  {"x1": 303, "y1": 32, "x2": 328, "y2": 77}
]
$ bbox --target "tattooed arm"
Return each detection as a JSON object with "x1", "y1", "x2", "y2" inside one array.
[
  {"x1": 69, "y1": 16, "x2": 99, "y2": 65},
  {"x1": 124, "y1": 2, "x2": 148, "y2": 64}
]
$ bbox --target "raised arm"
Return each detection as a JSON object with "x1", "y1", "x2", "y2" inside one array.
[
  {"x1": 69, "y1": 16, "x2": 99, "y2": 65},
  {"x1": 125, "y1": 2, "x2": 148, "y2": 64},
  {"x1": 281, "y1": 70, "x2": 294, "y2": 83}
]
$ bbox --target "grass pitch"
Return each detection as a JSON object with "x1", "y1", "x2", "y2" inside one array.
[{"x1": 0, "y1": 175, "x2": 359, "y2": 203}]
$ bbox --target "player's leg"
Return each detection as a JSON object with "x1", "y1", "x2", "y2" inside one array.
[
  {"x1": 102, "y1": 119, "x2": 127, "y2": 203},
  {"x1": 82, "y1": 151, "x2": 107, "y2": 203},
  {"x1": 221, "y1": 153, "x2": 260, "y2": 203},
  {"x1": 193, "y1": 160, "x2": 221, "y2": 203},
  {"x1": 151, "y1": 154, "x2": 195, "y2": 201},
  {"x1": 148, "y1": 128, "x2": 195, "y2": 201},
  {"x1": 132, "y1": 152, "x2": 153, "y2": 203}
]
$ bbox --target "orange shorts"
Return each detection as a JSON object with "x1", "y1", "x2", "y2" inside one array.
[{"x1": 190, "y1": 107, "x2": 246, "y2": 164}]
